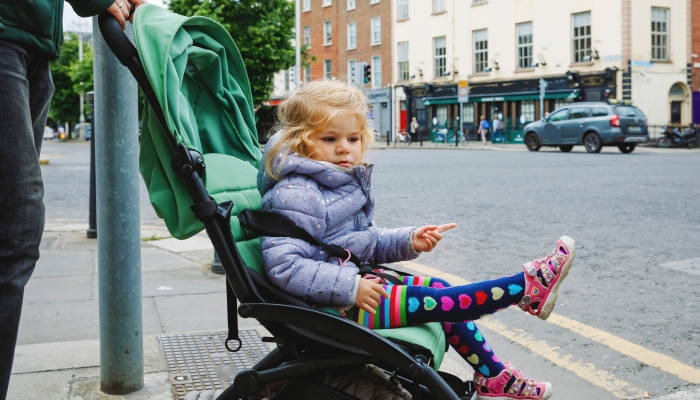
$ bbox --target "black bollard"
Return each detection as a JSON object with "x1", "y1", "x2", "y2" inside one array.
[
  {"x1": 211, "y1": 251, "x2": 225, "y2": 274},
  {"x1": 87, "y1": 91, "x2": 97, "y2": 239}
]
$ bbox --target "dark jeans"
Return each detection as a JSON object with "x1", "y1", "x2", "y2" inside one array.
[{"x1": 0, "y1": 40, "x2": 53, "y2": 399}]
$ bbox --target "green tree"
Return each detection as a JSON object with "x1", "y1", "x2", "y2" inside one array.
[
  {"x1": 48, "y1": 32, "x2": 93, "y2": 131},
  {"x1": 168, "y1": 0, "x2": 312, "y2": 105}
]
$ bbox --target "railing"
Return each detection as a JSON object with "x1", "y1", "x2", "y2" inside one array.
[{"x1": 424, "y1": 125, "x2": 526, "y2": 145}]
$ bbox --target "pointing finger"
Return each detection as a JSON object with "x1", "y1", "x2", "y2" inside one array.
[{"x1": 436, "y1": 223, "x2": 457, "y2": 233}]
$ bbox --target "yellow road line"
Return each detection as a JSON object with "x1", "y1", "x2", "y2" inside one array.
[
  {"x1": 546, "y1": 314, "x2": 700, "y2": 384},
  {"x1": 396, "y1": 261, "x2": 700, "y2": 384},
  {"x1": 478, "y1": 318, "x2": 645, "y2": 400}
]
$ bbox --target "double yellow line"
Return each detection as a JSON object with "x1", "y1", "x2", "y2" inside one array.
[{"x1": 396, "y1": 261, "x2": 700, "y2": 399}]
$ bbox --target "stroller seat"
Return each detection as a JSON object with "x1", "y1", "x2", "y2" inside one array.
[{"x1": 99, "y1": 4, "x2": 465, "y2": 399}]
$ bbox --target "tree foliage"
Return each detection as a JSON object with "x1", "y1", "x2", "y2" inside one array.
[
  {"x1": 48, "y1": 32, "x2": 93, "y2": 129},
  {"x1": 167, "y1": 0, "x2": 310, "y2": 105}
]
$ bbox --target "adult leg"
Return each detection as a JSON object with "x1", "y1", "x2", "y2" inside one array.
[{"x1": 0, "y1": 40, "x2": 53, "y2": 398}]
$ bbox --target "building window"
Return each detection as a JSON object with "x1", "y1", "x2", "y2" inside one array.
[
  {"x1": 304, "y1": 64, "x2": 311, "y2": 83},
  {"x1": 372, "y1": 55, "x2": 382, "y2": 88},
  {"x1": 521, "y1": 101, "x2": 535, "y2": 123},
  {"x1": 324, "y1": 21, "x2": 332, "y2": 45},
  {"x1": 323, "y1": 0, "x2": 332, "y2": 6},
  {"x1": 284, "y1": 69, "x2": 290, "y2": 91},
  {"x1": 473, "y1": 29, "x2": 488, "y2": 73},
  {"x1": 516, "y1": 22, "x2": 533, "y2": 69},
  {"x1": 347, "y1": 0, "x2": 356, "y2": 9},
  {"x1": 324, "y1": 60, "x2": 333, "y2": 79},
  {"x1": 398, "y1": 42, "x2": 409, "y2": 81},
  {"x1": 433, "y1": 0, "x2": 446, "y2": 13},
  {"x1": 304, "y1": 26, "x2": 311, "y2": 47},
  {"x1": 651, "y1": 8, "x2": 669, "y2": 60},
  {"x1": 572, "y1": 12, "x2": 591, "y2": 63},
  {"x1": 473, "y1": 0, "x2": 487, "y2": 3},
  {"x1": 436, "y1": 105, "x2": 448, "y2": 127},
  {"x1": 348, "y1": 59, "x2": 357, "y2": 84},
  {"x1": 347, "y1": 23, "x2": 357, "y2": 49},
  {"x1": 397, "y1": 0, "x2": 408, "y2": 19},
  {"x1": 462, "y1": 103, "x2": 474, "y2": 124},
  {"x1": 433, "y1": 36, "x2": 446, "y2": 78},
  {"x1": 554, "y1": 98, "x2": 567, "y2": 110},
  {"x1": 371, "y1": 17, "x2": 381, "y2": 45},
  {"x1": 370, "y1": 0, "x2": 380, "y2": 4},
  {"x1": 303, "y1": 0, "x2": 310, "y2": 11}
]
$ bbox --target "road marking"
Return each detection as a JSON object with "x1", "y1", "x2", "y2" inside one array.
[
  {"x1": 546, "y1": 314, "x2": 700, "y2": 384},
  {"x1": 396, "y1": 261, "x2": 700, "y2": 385},
  {"x1": 479, "y1": 318, "x2": 645, "y2": 399}
]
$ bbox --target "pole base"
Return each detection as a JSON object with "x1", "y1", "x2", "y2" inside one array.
[
  {"x1": 87, "y1": 228, "x2": 97, "y2": 239},
  {"x1": 211, "y1": 251, "x2": 225, "y2": 275}
]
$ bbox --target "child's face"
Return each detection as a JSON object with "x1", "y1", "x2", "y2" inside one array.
[{"x1": 309, "y1": 113, "x2": 362, "y2": 168}]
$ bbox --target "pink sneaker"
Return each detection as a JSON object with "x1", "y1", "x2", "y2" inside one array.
[
  {"x1": 519, "y1": 236, "x2": 575, "y2": 320},
  {"x1": 474, "y1": 362, "x2": 553, "y2": 399}
]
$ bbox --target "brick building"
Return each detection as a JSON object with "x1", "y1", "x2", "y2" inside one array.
[{"x1": 300, "y1": 0, "x2": 339, "y2": 82}]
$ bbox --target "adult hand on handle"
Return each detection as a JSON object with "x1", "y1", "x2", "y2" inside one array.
[
  {"x1": 412, "y1": 223, "x2": 457, "y2": 253},
  {"x1": 106, "y1": 0, "x2": 148, "y2": 30}
]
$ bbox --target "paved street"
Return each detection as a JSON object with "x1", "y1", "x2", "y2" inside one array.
[{"x1": 12, "y1": 140, "x2": 700, "y2": 399}]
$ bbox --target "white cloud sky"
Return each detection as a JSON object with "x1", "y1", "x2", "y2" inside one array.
[{"x1": 63, "y1": 0, "x2": 166, "y2": 32}]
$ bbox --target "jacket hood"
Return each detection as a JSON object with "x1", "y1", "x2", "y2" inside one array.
[{"x1": 257, "y1": 131, "x2": 372, "y2": 197}]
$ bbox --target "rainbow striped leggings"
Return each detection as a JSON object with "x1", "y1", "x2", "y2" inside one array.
[{"x1": 344, "y1": 273, "x2": 526, "y2": 378}]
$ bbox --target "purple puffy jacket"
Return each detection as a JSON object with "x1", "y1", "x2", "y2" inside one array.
[{"x1": 257, "y1": 132, "x2": 419, "y2": 306}]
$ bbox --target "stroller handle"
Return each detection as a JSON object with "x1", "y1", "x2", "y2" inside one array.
[{"x1": 97, "y1": 6, "x2": 178, "y2": 150}]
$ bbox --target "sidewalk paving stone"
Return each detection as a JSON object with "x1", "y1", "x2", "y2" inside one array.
[
  {"x1": 24, "y1": 275, "x2": 94, "y2": 304},
  {"x1": 33, "y1": 250, "x2": 93, "y2": 278}
]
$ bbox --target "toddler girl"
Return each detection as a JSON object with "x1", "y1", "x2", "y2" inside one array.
[{"x1": 256, "y1": 80, "x2": 575, "y2": 400}]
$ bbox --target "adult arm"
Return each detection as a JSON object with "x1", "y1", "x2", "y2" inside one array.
[
  {"x1": 261, "y1": 181, "x2": 360, "y2": 306},
  {"x1": 67, "y1": 0, "x2": 148, "y2": 30}
]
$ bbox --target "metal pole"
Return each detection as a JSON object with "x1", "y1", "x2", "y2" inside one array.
[
  {"x1": 458, "y1": 104, "x2": 462, "y2": 147},
  {"x1": 93, "y1": 19, "x2": 143, "y2": 394},
  {"x1": 295, "y1": 0, "x2": 301, "y2": 87},
  {"x1": 87, "y1": 91, "x2": 97, "y2": 239}
]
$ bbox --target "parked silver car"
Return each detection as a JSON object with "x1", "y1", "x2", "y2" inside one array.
[{"x1": 523, "y1": 102, "x2": 649, "y2": 153}]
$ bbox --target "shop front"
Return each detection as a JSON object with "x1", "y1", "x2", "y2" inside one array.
[{"x1": 404, "y1": 70, "x2": 617, "y2": 143}]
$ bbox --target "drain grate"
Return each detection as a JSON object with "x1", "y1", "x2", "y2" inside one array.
[{"x1": 159, "y1": 330, "x2": 269, "y2": 400}]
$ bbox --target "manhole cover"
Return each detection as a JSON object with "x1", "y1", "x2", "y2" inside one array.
[{"x1": 159, "y1": 330, "x2": 269, "y2": 400}]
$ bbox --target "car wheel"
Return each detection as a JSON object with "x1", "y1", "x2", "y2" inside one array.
[
  {"x1": 525, "y1": 133, "x2": 541, "y2": 151},
  {"x1": 657, "y1": 137, "x2": 670, "y2": 148},
  {"x1": 618, "y1": 144, "x2": 636, "y2": 153},
  {"x1": 584, "y1": 133, "x2": 602, "y2": 153},
  {"x1": 559, "y1": 145, "x2": 573, "y2": 153}
]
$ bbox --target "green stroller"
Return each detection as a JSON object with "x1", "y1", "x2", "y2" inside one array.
[{"x1": 98, "y1": 5, "x2": 474, "y2": 399}]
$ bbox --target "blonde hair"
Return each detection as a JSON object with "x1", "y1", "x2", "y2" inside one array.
[{"x1": 265, "y1": 79, "x2": 375, "y2": 180}]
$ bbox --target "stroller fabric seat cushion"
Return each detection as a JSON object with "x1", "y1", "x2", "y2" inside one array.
[{"x1": 131, "y1": 4, "x2": 446, "y2": 373}]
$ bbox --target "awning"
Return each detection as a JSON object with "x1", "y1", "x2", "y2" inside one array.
[
  {"x1": 422, "y1": 97, "x2": 459, "y2": 106},
  {"x1": 469, "y1": 90, "x2": 580, "y2": 103},
  {"x1": 422, "y1": 90, "x2": 579, "y2": 105}
]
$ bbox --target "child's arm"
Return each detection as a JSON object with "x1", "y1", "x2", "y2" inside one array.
[{"x1": 370, "y1": 223, "x2": 457, "y2": 264}]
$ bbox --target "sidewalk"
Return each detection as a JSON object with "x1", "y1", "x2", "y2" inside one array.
[{"x1": 9, "y1": 224, "x2": 472, "y2": 399}]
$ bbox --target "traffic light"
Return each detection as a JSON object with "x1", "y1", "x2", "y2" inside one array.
[{"x1": 363, "y1": 63, "x2": 371, "y2": 85}]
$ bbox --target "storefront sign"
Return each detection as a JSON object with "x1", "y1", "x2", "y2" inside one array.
[{"x1": 477, "y1": 97, "x2": 505, "y2": 102}]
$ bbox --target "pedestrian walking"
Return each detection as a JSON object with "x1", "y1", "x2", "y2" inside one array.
[
  {"x1": 0, "y1": 1, "x2": 146, "y2": 398},
  {"x1": 409, "y1": 117, "x2": 419, "y2": 143},
  {"x1": 492, "y1": 115, "x2": 504, "y2": 144},
  {"x1": 478, "y1": 115, "x2": 490, "y2": 145}
]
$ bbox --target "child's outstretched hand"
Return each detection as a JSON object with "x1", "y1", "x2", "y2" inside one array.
[
  {"x1": 412, "y1": 223, "x2": 457, "y2": 253},
  {"x1": 355, "y1": 277, "x2": 389, "y2": 314}
]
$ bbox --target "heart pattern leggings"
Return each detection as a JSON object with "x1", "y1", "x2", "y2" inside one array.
[{"x1": 344, "y1": 273, "x2": 526, "y2": 378}]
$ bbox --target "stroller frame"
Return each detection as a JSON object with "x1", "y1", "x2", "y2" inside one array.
[{"x1": 98, "y1": 11, "x2": 468, "y2": 400}]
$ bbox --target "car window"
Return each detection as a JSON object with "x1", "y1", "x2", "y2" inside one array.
[
  {"x1": 548, "y1": 109, "x2": 568, "y2": 122},
  {"x1": 567, "y1": 107, "x2": 589, "y2": 119},
  {"x1": 615, "y1": 105, "x2": 645, "y2": 118},
  {"x1": 591, "y1": 107, "x2": 609, "y2": 117}
]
